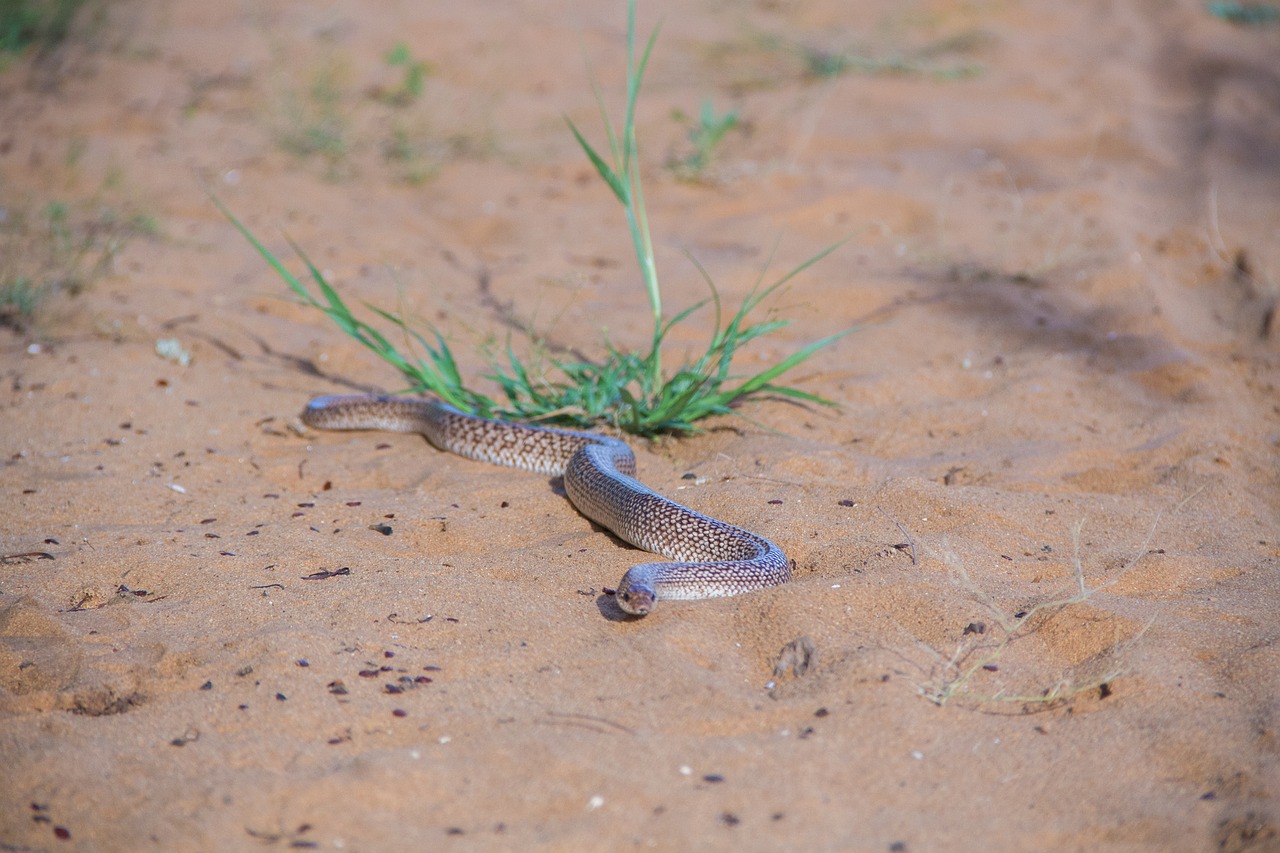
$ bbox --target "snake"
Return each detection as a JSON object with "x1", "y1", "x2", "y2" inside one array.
[{"x1": 300, "y1": 395, "x2": 791, "y2": 615}]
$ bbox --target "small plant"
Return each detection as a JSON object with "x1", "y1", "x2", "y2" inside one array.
[
  {"x1": 788, "y1": 27, "x2": 987, "y2": 81},
  {"x1": 223, "y1": 0, "x2": 851, "y2": 437},
  {"x1": 0, "y1": 0, "x2": 88, "y2": 56},
  {"x1": 375, "y1": 42, "x2": 430, "y2": 107},
  {"x1": 379, "y1": 120, "x2": 488, "y2": 187},
  {"x1": 0, "y1": 277, "x2": 42, "y2": 325},
  {"x1": 1206, "y1": 2, "x2": 1280, "y2": 25},
  {"x1": 800, "y1": 44, "x2": 981, "y2": 80},
  {"x1": 0, "y1": 198, "x2": 153, "y2": 331},
  {"x1": 278, "y1": 57, "x2": 350, "y2": 177},
  {"x1": 381, "y1": 124, "x2": 438, "y2": 185},
  {"x1": 668, "y1": 98, "x2": 739, "y2": 180}
]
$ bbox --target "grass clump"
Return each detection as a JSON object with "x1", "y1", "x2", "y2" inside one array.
[
  {"x1": 1205, "y1": 2, "x2": 1280, "y2": 25},
  {"x1": 381, "y1": 125, "x2": 439, "y2": 185},
  {"x1": 222, "y1": 0, "x2": 851, "y2": 437},
  {"x1": 668, "y1": 98, "x2": 740, "y2": 181},
  {"x1": 277, "y1": 56, "x2": 350, "y2": 178},
  {"x1": 374, "y1": 42, "x2": 431, "y2": 107},
  {"x1": 0, "y1": 277, "x2": 42, "y2": 323},
  {"x1": 798, "y1": 40, "x2": 983, "y2": 80},
  {"x1": 276, "y1": 43, "x2": 466, "y2": 185},
  {"x1": 0, "y1": 0, "x2": 87, "y2": 56},
  {"x1": 0, "y1": 198, "x2": 154, "y2": 331},
  {"x1": 764, "y1": 25, "x2": 991, "y2": 82}
]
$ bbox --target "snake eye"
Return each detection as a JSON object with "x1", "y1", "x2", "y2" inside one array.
[{"x1": 619, "y1": 592, "x2": 631, "y2": 601}]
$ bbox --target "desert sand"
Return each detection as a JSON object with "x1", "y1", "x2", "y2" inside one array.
[{"x1": 2, "y1": 0, "x2": 1278, "y2": 850}]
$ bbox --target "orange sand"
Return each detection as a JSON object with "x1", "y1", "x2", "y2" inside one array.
[{"x1": 1, "y1": 1, "x2": 1277, "y2": 850}]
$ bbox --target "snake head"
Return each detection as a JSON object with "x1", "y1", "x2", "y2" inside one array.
[{"x1": 614, "y1": 576, "x2": 656, "y2": 616}]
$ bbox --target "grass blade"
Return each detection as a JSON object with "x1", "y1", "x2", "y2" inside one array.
[{"x1": 566, "y1": 118, "x2": 627, "y2": 203}]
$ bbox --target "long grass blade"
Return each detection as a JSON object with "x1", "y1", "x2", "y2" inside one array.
[{"x1": 567, "y1": 119, "x2": 627, "y2": 203}]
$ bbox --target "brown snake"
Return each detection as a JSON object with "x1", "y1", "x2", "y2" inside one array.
[{"x1": 301, "y1": 395, "x2": 791, "y2": 615}]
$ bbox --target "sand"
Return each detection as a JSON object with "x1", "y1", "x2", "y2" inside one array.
[{"x1": 1, "y1": 0, "x2": 1278, "y2": 850}]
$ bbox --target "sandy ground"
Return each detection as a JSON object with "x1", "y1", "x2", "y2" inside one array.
[{"x1": 2, "y1": 0, "x2": 1279, "y2": 850}]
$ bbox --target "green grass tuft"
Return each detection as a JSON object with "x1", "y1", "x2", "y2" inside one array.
[
  {"x1": 277, "y1": 57, "x2": 350, "y2": 177},
  {"x1": 668, "y1": 98, "x2": 740, "y2": 181},
  {"x1": 0, "y1": 197, "x2": 154, "y2": 331},
  {"x1": 1205, "y1": 1, "x2": 1280, "y2": 25},
  {"x1": 376, "y1": 42, "x2": 431, "y2": 107},
  {"x1": 0, "y1": 0, "x2": 87, "y2": 56},
  {"x1": 221, "y1": 0, "x2": 852, "y2": 437}
]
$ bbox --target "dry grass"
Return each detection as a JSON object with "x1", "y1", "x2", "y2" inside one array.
[{"x1": 911, "y1": 517, "x2": 1164, "y2": 710}]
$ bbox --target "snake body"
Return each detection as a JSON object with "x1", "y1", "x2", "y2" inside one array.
[{"x1": 301, "y1": 395, "x2": 790, "y2": 615}]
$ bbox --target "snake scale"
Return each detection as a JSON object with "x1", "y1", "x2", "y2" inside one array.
[{"x1": 301, "y1": 395, "x2": 791, "y2": 615}]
